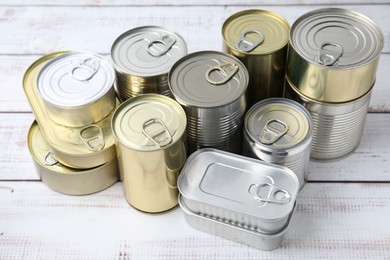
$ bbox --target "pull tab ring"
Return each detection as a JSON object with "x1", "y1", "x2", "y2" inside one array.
[
  {"x1": 142, "y1": 118, "x2": 173, "y2": 147},
  {"x1": 236, "y1": 30, "x2": 265, "y2": 52},
  {"x1": 79, "y1": 124, "x2": 105, "y2": 152},
  {"x1": 259, "y1": 119, "x2": 289, "y2": 145},
  {"x1": 205, "y1": 62, "x2": 239, "y2": 85},
  {"x1": 69, "y1": 57, "x2": 100, "y2": 81},
  {"x1": 44, "y1": 151, "x2": 59, "y2": 166},
  {"x1": 147, "y1": 35, "x2": 176, "y2": 57},
  {"x1": 249, "y1": 183, "x2": 291, "y2": 205},
  {"x1": 318, "y1": 42, "x2": 344, "y2": 66}
]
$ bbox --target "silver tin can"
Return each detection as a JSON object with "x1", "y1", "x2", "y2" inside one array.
[
  {"x1": 37, "y1": 51, "x2": 116, "y2": 127},
  {"x1": 111, "y1": 26, "x2": 187, "y2": 101},
  {"x1": 243, "y1": 98, "x2": 312, "y2": 189},
  {"x1": 112, "y1": 94, "x2": 187, "y2": 213},
  {"x1": 169, "y1": 51, "x2": 248, "y2": 155},
  {"x1": 285, "y1": 79, "x2": 372, "y2": 161},
  {"x1": 178, "y1": 148, "x2": 299, "y2": 234},
  {"x1": 287, "y1": 8, "x2": 384, "y2": 103}
]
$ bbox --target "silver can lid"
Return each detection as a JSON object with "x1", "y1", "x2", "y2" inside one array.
[
  {"x1": 178, "y1": 148, "x2": 299, "y2": 221},
  {"x1": 245, "y1": 98, "x2": 312, "y2": 152},
  {"x1": 111, "y1": 94, "x2": 186, "y2": 152},
  {"x1": 169, "y1": 51, "x2": 248, "y2": 107},
  {"x1": 37, "y1": 51, "x2": 115, "y2": 107},
  {"x1": 111, "y1": 26, "x2": 187, "y2": 77},
  {"x1": 290, "y1": 8, "x2": 384, "y2": 67}
]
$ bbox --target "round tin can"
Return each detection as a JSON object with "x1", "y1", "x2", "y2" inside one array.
[
  {"x1": 111, "y1": 26, "x2": 187, "y2": 101},
  {"x1": 37, "y1": 51, "x2": 116, "y2": 127},
  {"x1": 112, "y1": 94, "x2": 187, "y2": 213},
  {"x1": 222, "y1": 9, "x2": 290, "y2": 106},
  {"x1": 169, "y1": 51, "x2": 248, "y2": 155},
  {"x1": 285, "y1": 79, "x2": 372, "y2": 161},
  {"x1": 28, "y1": 121, "x2": 119, "y2": 195},
  {"x1": 243, "y1": 98, "x2": 312, "y2": 189},
  {"x1": 287, "y1": 8, "x2": 384, "y2": 103},
  {"x1": 23, "y1": 52, "x2": 117, "y2": 169}
]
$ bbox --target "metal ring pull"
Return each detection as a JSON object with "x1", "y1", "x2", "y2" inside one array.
[
  {"x1": 318, "y1": 42, "x2": 344, "y2": 66},
  {"x1": 249, "y1": 183, "x2": 291, "y2": 205},
  {"x1": 79, "y1": 124, "x2": 105, "y2": 152},
  {"x1": 69, "y1": 57, "x2": 100, "y2": 81},
  {"x1": 147, "y1": 35, "x2": 176, "y2": 57},
  {"x1": 259, "y1": 119, "x2": 289, "y2": 145},
  {"x1": 205, "y1": 62, "x2": 239, "y2": 85},
  {"x1": 142, "y1": 118, "x2": 173, "y2": 147},
  {"x1": 235, "y1": 30, "x2": 265, "y2": 52},
  {"x1": 44, "y1": 151, "x2": 59, "y2": 166}
]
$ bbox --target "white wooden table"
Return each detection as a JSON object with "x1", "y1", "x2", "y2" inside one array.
[{"x1": 1, "y1": 1, "x2": 389, "y2": 259}]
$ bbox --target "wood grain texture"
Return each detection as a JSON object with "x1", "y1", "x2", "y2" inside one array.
[{"x1": 0, "y1": 182, "x2": 389, "y2": 259}]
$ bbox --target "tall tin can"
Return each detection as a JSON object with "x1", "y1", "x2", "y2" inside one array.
[
  {"x1": 112, "y1": 94, "x2": 187, "y2": 213},
  {"x1": 222, "y1": 10, "x2": 290, "y2": 106},
  {"x1": 111, "y1": 26, "x2": 187, "y2": 101},
  {"x1": 37, "y1": 51, "x2": 116, "y2": 127},
  {"x1": 169, "y1": 51, "x2": 248, "y2": 155},
  {"x1": 243, "y1": 98, "x2": 312, "y2": 189}
]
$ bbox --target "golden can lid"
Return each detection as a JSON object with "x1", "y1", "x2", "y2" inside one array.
[
  {"x1": 222, "y1": 9, "x2": 290, "y2": 55},
  {"x1": 112, "y1": 94, "x2": 186, "y2": 151}
]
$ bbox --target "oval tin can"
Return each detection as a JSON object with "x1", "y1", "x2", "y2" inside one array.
[
  {"x1": 111, "y1": 26, "x2": 187, "y2": 101},
  {"x1": 178, "y1": 148, "x2": 299, "y2": 234},
  {"x1": 243, "y1": 98, "x2": 313, "y2": 189},
  {"x1": 222, "y1": 9, "x2": 290, "y2": 106},
  {"x1": 112, "y1": 94, "x2": 187, "y2": 213},
  {"x1": 287, "y1": 8, "x2": 384, "y2": 103},
  {"x1": 28, "y1": 121, "x2": 119, "y2": 195},
  {"x1": 37, "y1": 51, "x2": 116, "y2": 127},
  {"x1": 23, "y1": 52, "x2": 117, "y2": 169},
  {"x1": 169, "y1": 51, "x2": 248, "y2": 155}
]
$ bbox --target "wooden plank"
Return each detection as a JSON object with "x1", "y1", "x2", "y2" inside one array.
[
  {"x1": 0, "y1": 5, "x2": 388, "y2": 55},
  {"x1": 1, "y1": 113, "x2": 389, "y2": 182},
  {"x1": 0, "y1": 182, "x2": 389, "y2": 259}
]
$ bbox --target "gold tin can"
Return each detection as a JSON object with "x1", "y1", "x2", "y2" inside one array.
[
  {"x1": 222, "y1": 9, "x2": 290, "y2": 106},
  {"x1": 287, "y1": 8, "x2": 384, "y2": 103},
  {"x1": 23, "y1": 52, "x2": 117, "y2": 169},
  {"x1": 28, "y1": 121, "x2": 119, "y2": 195},
  {"x1": 112, "y1": 94, "x2": 187, "y2": 213}
]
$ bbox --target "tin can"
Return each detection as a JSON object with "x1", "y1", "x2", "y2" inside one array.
[
  {"x1": 23, "y1": 52, "x2": 117, "y2": 169},
  {"x1": 37, "y1": 51, "x2": 116, "y2": 127},
  {"x1": 243, "y1": 98, "x2": 312, "y2": 189},
  {"x1": 112, "y1": 94, "x2": 187, "y2": 213},
  {"x1": 111, "y1": 26, "x2": 187, "y2": 101},
  {"x1": 222, "y1": 9, "x2": 290, "y2": 106},
  {"x1": 285, "y1": 79, "x2": 372, "y2": 161},
  {"x1": 169, "y1": 51, "x2": 248, "y2": 155},
  {"x1": 178, "y1": 148, "x2": 299, "y2": 234},
  {"x1": 28, "y1": 121, "x2": 119, "y2": 195},
  {"x1": 287, "y1": 8, "x2": 384, "y2": 103}
]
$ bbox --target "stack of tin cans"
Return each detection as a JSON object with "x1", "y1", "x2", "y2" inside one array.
[{"x1": 24, "y1": 51, "x2": 119, "y2": 195}]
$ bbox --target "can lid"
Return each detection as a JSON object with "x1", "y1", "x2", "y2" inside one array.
[
  {"x1": 169, "y1": 51, "x2": 248, "y2": 107},
  {"x1": 222, "y1": 9, "x2": 290, "y2": 55},
  {"x1": 178, "y1": 148, "x2": 299, "y2": 221},
  {"x1": 290, "y1": 8, "x2": 384, "y2": 67},
  {"x1": 245, "y1": 98, "x2": 312, "y2": 151},
  {"x1": 111, "y1": 26, "x2": 187, "y2": 77},
  {"x1": 112, "y1": 94, "x2": 186, "y2": 151},
  {"x1": 37, "y1": 51, "x2": 115, "y2": 107}
]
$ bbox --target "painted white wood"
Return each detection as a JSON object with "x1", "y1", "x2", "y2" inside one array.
[{"x1": 0, "y1": 182, "x2": 389, "y2": 259}]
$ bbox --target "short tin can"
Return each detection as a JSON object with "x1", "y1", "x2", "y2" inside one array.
[
  {"x1": 243, "y1": 98, "x2": 312, "y2": 189},
  {"x1": 23, "y1": 52, "x2": 117, "y2": 169},
  {"x1": 178, "y1": 148, "x2": 299, "y2": 234},
  {"x1": 287, "y1": 8, "x2": 384, "y2": 103},
  {"x1": 169, "y1": 51, "x2": 248, "y2": 155},
  {"x1": 285, "y1": 79, "x2": 372, "y2": 161},
  {"x1": 111, "y1": 26, "x2": 187, "y2": 101},
  {"x1": 112, "y1": 94, "x2": 187, "y2": 213},
  {"x1": 37, "y1": 51, "x2": 116, "y2": 127},
  {"x1": 222, "y1": 9, "x2": 290, "y2": 106},
  {"x1": 28, "y1": 121, "x2": 119, "y2": 195}
]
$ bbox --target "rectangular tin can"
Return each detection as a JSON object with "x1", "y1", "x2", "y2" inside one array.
[{"x1": 178, "y1": 148, "x2": 299, "y2": 234}]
